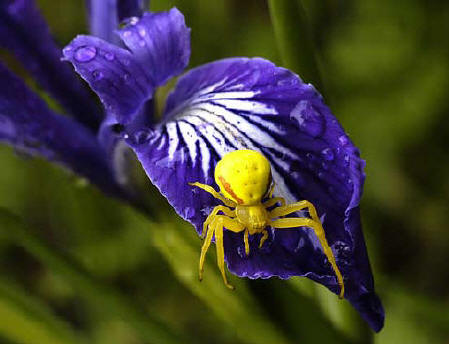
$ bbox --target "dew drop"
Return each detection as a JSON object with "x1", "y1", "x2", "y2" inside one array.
[
  {"x1": 127, "y1": 16, "x2": 139, "y2": 25},
  {"x1": 122, "y1": 30, "x2": 132, "y2": 38},
  {"x1": 321, "y1": 147, "x2": 334, "y2": 161},
  {"x1": 74, "y1": 46, "x2": 97, "y2": 62},
  {"x1": 237, "y1": 246, "x2": 247, "y2": 259},
  {"x1": 290, "y1": 100, "x2": 326, "y2": 138},
  {"x1": 122, "y1": 73, "x2": 130, "y2": 82},
  {"x1": 184, "y1": 207, "x2": 195, "y2": 219},
  {"x1": 338, "y1": 135, "x2": 349, "y2": 146},
  {"x1": 92, "y1": 70, "x2": 103, "y2": 81},
  {"x1": 138, "y1": 27, "x2": 147, "y2": 37},
  {"x1": 306, "y1": 152, "x2": 314, "y2": 160},
  {"x1": 321, "y1": 162, "x2": 329, "y2": 170},
  {"x1": 104, "y1": 52, "x2": 115, "y2": 61},
  {"x1": 0, "y1": 115, "x2": 16, "y2": 137},
  {"x1": 343, "y1": 154, "x2": 350, "y2": 166},
  {"x1": 318, "y1": 171, "x2": 325, "y2": 179},
  {"x1": 62, "y1": 46, "x2": 73, "y2": 55}
]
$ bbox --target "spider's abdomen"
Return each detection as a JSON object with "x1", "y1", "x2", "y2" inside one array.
[
  {"x1": 236, "y1": 205, "x2": 269, "y2": 233},
  {"x1": 215, "y1": 150, "x2": 272, "y2": 206}
]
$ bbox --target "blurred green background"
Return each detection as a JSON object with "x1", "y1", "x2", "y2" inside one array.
[{"x1": 1, "y1": 0, "x2": 449, "y2": 343}]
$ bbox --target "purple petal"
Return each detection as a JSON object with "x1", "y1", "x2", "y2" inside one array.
[
  {"x1": 63, "y1": 35, "x2": 154, "y2": 126},
  {"x1": 0, "y1": 0, "x2": 101, "y2": 128},
  {"x1": 0, "y1": 63, "x2": 123, "y2": 198},
  {"x1": 86, "y1": 0, "x2": 149, "y2": 43},
  {"x1": 86, "y1": 0, "x2": 119, "y2": 44},
  {"x1": 127, "y1": 58, "x2": 384, "y2": 331},
  {"x1": 64, "y1": 8, "x2": 190, "y2": 125},
  {"x1": 117, "y1": 8, "x2": 190, "y2": 87}
]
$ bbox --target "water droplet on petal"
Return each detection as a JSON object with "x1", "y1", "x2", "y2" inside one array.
[
  {"x1": 104, "y1": 52, "x2": 115, "y2": 61},
  {"x1": 290, "y1": 100, "x2": 326, "y2": 138},
  {"x1": 344, "y1": 154, "x2": 350, "y2": 166},
  {"x1": 321, "y1": 162, "x2": 329, "y2": 170},
  {"x1": 0, "y1": 115, "x2": 16, "y2": 137},
  {"x1": 138, "y1": 27, "x2": 147, "y2": 37},
  {"x1": 338, "y1": 135, "x2": 349, "y2": 146},
  {"x1": 321, "y1": 147, "x2": 334, "y2": 161},
  {"x1": 184, "y1": 207, "x2": 195, "y2": 219},
  {"x1": 237, "y1": 246, "x2": 247, "y2": 259},
  {"x1": 74, "y1": 46, "x2": 97, "y2": 62},
  {"x1": 318, "y1": 171, "x2": 325, "y2": 179},
  {"x1": 92, "y1": 70, "x2": 103, "y2": 81},
  {"x1": 306, "y1": 152, "x2": 314, "y2": 160},
  {"x1": 122, "y1": 73, "x2": 130, "y2": 82},
  {"x1": 127, "y1": 16, "x2": 139, "y2": 25},
  {"x1": 62, "y1": 46, "x2": 73, "y2": 55},
  {"x1": 123, "y1": 30, "x2": 132, "y2": 38}
]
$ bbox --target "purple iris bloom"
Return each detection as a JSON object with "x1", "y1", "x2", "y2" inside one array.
[{"x1": 0, "y1": 0, "x2": 384, "y2": 332}]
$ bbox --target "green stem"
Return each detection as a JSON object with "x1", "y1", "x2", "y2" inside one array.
[
  {"x1": 0, "y1": 208, "x2": 188, "y2": 344},
  {"x1": 268, "y1": 0, "x2": 324, "y2": 92}
]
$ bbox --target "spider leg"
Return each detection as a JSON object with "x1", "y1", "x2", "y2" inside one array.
[
  {"x1": 263, "y1": 197, "x2": 286, "y2": 208},
  {"x1": 202, "y1": 205, "x2": 235, "y2": 238},
  {"x1": 269, "y1": 200, "x2": 319, "y2": 223},
  {"x1": 270, "y1": 217, "x2": 345, "y2": 299},
  {"x1": 189, "y1": 182, "x2": 236, "y2": 207},
  {"x1": 199, "y1": 217, "x2": 216, "y2": 282},
  {"x1": 259, "y1": 229, "x2": 269, "y2": 248},
  {"x1": 210, "y1": 215, "x2": 245, "y2": 289},
  {"x1": 244, "y1": 229, "x2": 250, "y2": 256}
]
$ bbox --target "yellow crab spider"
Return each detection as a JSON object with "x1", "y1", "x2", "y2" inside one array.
[{"x1": 189, "y1": 149, "x2": 345, "y2": 298}]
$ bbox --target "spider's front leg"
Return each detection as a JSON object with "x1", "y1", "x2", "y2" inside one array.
[
  {"x1": 270, "y1": 208, "x2": 345, "y2": 299},
  {"x1": 202, "y1": 205, "x2": 235, "y2": 238},
  {"x1": 189, "y1": 182, "x2": 236, "y2": 208},
  {"x1": 199, "y1": 215, "x2": 245, "y2": 289}
]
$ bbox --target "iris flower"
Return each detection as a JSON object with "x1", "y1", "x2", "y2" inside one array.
[{"x1": 0, "y1": 0, "x2": 384, "y2": 331}]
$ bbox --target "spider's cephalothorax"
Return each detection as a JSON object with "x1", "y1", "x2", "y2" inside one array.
[{"x1": 189, "y1": 150, "x2": 345, "y2": 298}]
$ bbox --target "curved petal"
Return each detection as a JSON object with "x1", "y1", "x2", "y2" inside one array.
[
  {"x1": 63, "y1": 35, "x2": 154, "y2": 126},
  {"x1": 126, "y1": 58, "x2": 384, "y2": 331},
  {"x1": 0, "y1": 0, "x2": 101, "y2": 129},
  {"x1": 0, "y1": 63, "x2": 123, "y2": 198},
  {"x1": 64, "y1": 8, "x2": 190, "y2": 126},
  {"x1": 117, "y1": 8, "x2": 190, "y2": 87}
]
